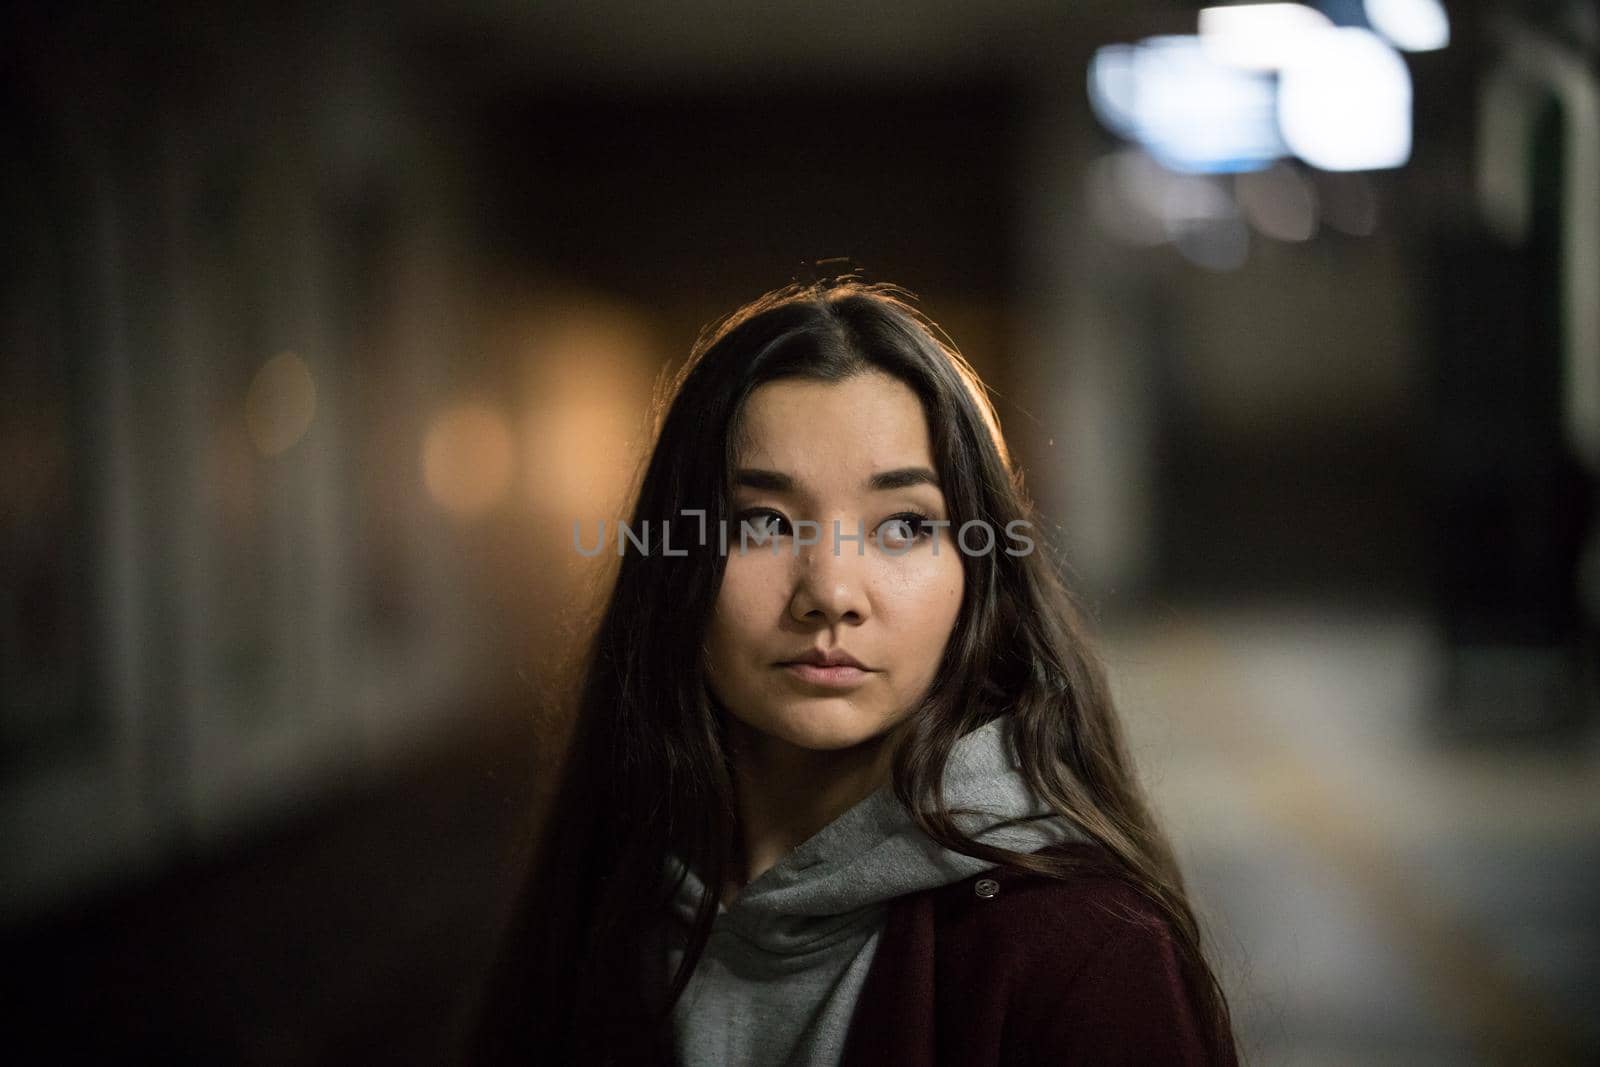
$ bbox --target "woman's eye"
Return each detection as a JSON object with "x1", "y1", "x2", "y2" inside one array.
[
  {"x1": 876, "y1": 513, "x2": 932, "y2": 547},
  {"x1": 738, "y1": 509, "x2": 792, "y2": 539}
]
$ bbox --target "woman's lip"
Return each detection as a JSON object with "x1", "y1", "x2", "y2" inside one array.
[{"x1": 780, "y1": 662, "x2": 872, "y2": 688}]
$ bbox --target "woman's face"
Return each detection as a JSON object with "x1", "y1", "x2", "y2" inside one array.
[{"x1": 703, "y1": 370, "x2": 965, "y2": 754}]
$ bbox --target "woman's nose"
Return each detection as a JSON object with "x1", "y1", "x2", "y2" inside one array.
[{"x1": 787, "y1": 522, "x2": 870, "y2": 626}]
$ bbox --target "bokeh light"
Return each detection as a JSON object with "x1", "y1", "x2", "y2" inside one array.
[
  {"x1": 244, "y1": 351, "x2": 317, "y2": 457},
  {"x1": 515, "y1": 300, "x2": 658, "y2": 525},
  {"x1": 1364, "y1": 0, "x2": 1451, "y2": 53},
  {"x1": 1199, "y1": 3, "x2": 1337, "y2": 71},
  {"x1": 1088, "y1": 35, "x2": 1286, "y2": 174},
  {"x1": 421, "y1": 403, "x2": 515, "y2": 519},
  {"x1": 1236, "y1": 161, "x2": 1319, "y2": 242},
  {"x1": 1278, "y1": 27, "x2": 1413, "y2": 171}
]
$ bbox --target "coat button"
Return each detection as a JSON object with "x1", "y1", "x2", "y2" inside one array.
[{"x1": 974, "y1": 878, "x2": 999, "y2": 899}]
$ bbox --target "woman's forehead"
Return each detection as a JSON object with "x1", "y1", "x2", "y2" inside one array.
[{"x1": 734, "y1": 373, "x2": 934, "y2": 474}]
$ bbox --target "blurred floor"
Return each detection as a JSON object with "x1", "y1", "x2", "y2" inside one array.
[
  {"x1": 1109, "y1": 603, "x2": 1600, "y2": 1067},
  {"x1": 1, "y1": 704, "x2": 543, "y2": 1066}
]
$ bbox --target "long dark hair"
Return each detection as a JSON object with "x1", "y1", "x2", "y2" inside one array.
[{"x1": 471, "y1": 278, "x2": 1237, "y2": 1064}]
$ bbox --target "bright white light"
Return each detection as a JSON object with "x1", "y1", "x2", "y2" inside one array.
[
  {"x1": 1087, "y1": 44, "x2": 1139, "y2": 138},
  {"x1": 1199, "y1": 3, "x2": 1335, "y2": 71},
  {"x1": 1089, "y1": 35, "x2": 1287, "y2": 174},
  {"x1": 1278, "y1": 28, "x2": 1412, "y2": 171},
  {"x1": 1364, "y1": 0, "x2": 1450, "y2": 53}
]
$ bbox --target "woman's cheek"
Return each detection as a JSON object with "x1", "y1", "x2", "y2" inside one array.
[
  {"x1": 719, "y1": 553, "x2": 762, "y2": 603},
  {"x1": 901, "y1": 548, "x2": 963, "y2": 610},
  {"x1": 879, "y1": 549, "x2": 940, "y2": 596}
]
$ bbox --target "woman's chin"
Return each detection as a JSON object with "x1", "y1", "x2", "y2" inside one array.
[{"x1": 757, "y1": 700, "x2": 897, "y2": 753}]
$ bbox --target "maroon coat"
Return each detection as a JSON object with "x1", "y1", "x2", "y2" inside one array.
[{"x1": 838, "y1": 842, "x2": 1237, "y2": 1066}]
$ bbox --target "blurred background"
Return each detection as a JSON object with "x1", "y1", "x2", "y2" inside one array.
[{"x1": 2, "y1": 0, "x2": 1596, "y2": 1063}]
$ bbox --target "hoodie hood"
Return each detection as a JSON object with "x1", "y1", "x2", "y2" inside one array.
[
  {"x1": 669, "y1": 714, "x2": 1086, "y2": 956},
  {"x1": 664, "y1": 715, "x2": 1087, "y2": 1066}
]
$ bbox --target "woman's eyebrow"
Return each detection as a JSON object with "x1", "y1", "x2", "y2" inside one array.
[
  {"x1": 865, "y1": 466, "x2": 941, "y2": 491},
  {"x1": 732, "y1": 466, "x2": 942, "y2": 492}
]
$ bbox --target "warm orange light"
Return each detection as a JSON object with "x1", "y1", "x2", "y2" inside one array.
[
  {"x1": 516, "y1": 304, "x2": 657, "y2": 524},
  {"x1": 422, "y1": 403, "x2": 515, "y2": 519}
]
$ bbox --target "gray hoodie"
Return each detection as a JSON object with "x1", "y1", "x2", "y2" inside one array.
[{"x1": 663, "y1": 716, "x2": 1087, "y2": 1067}]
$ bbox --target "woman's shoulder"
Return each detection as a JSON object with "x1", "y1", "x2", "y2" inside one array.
[
  {"x1": 914, "y1": 842, "x2": 1228, "y2": 1064},
  {"x1": 850, "y1": 842, "x2": 1229, "y2": 1066},
  {"x1": 924, "y1": 840, "x2": 1169, "y2": 956}
]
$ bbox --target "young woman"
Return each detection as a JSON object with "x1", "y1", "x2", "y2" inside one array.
[{"x1": 472, "y1": 279, "x2": 1240, "y2": 1065}]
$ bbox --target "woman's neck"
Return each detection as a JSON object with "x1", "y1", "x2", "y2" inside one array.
[{"x1": 721, "y1": 719, "x2": 901, "y2": 904}]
